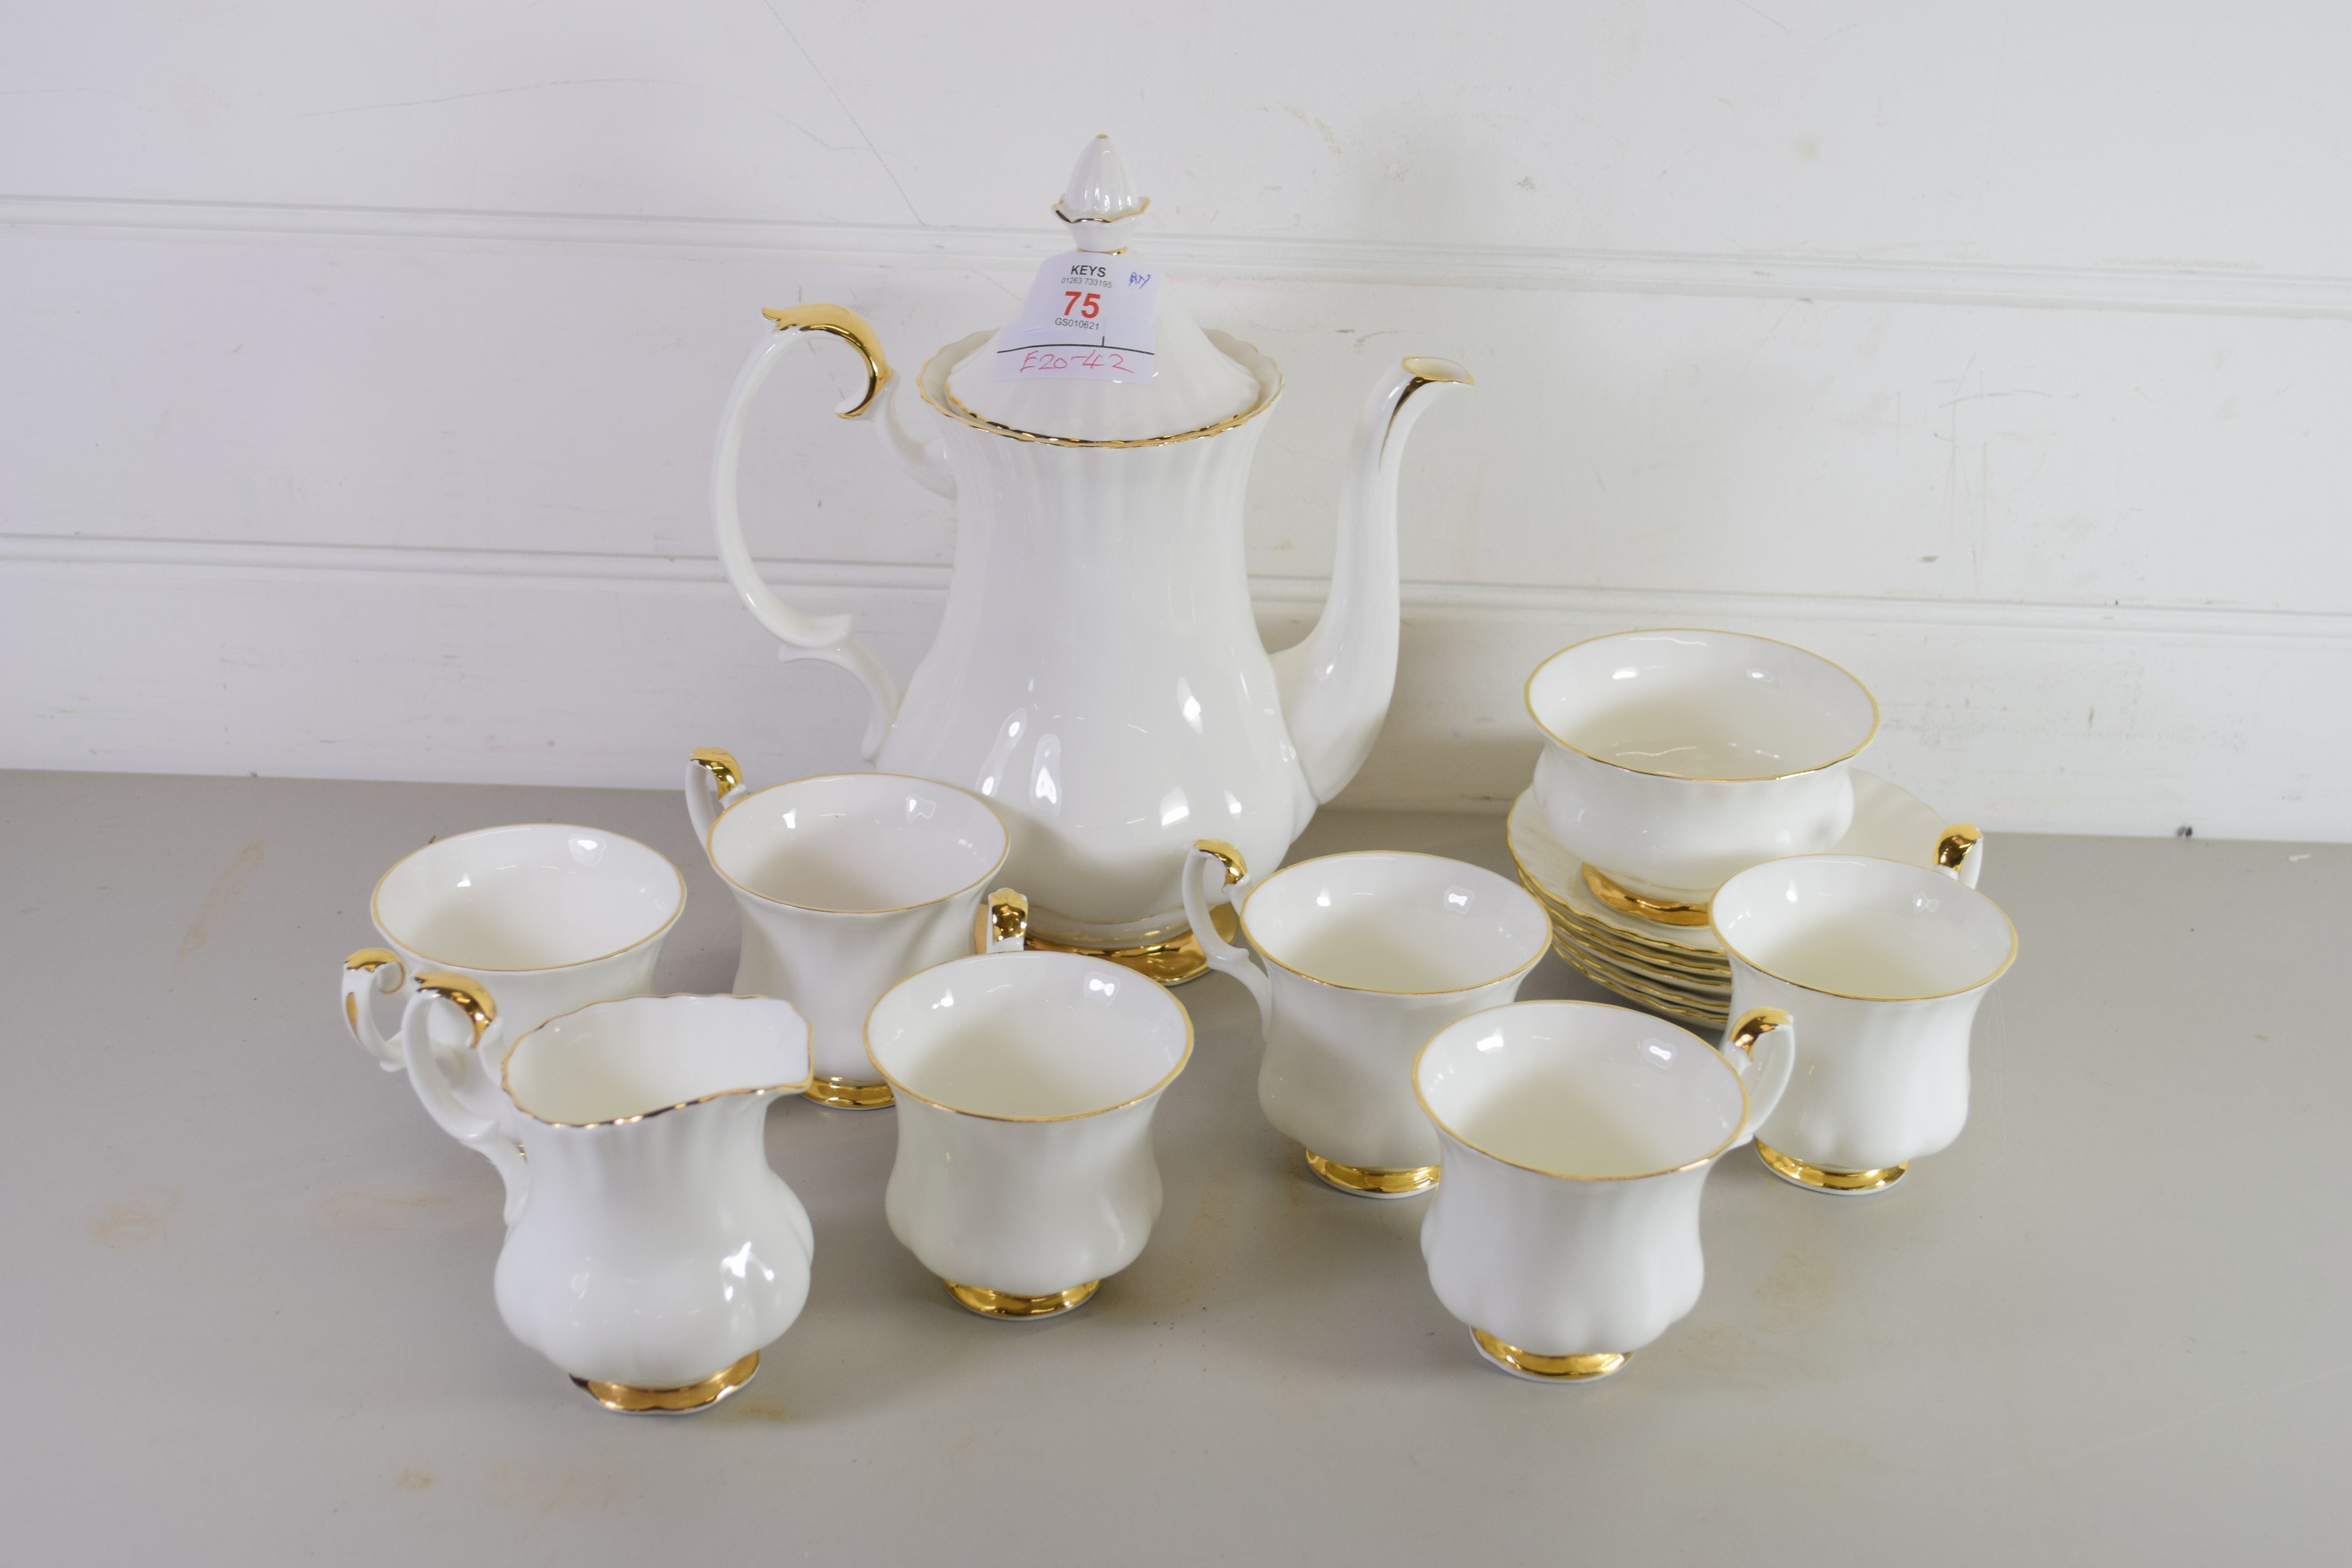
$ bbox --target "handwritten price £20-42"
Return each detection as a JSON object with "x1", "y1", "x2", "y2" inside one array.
[{"x1": 1010, "y1": 347, "x2": 1141, "y2": 376}]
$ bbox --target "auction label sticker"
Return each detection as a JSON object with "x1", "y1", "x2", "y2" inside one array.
[{"x1": 992, "y1": 252, "x2": 1161, "y2": 381}]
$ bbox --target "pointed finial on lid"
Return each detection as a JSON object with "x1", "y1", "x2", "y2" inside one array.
[{"x1": 1054, "y1": 135, "x2": 1149, "y2": 251}]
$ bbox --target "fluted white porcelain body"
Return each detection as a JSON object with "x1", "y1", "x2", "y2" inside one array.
[
  {"x1": 1416, "y1": 1001, "x2": 1792, "y2": 1367},
  {"x1": 714, "y1": 299, "x2": 1471, "y2": 953},
  {"x1": 690, "y1": 768, "x2": 1008, "y2": 1091},
  {"x1": 1714, "y1": 855, "x2": 2015, "y2": 1176},
  {"x1": 868, "y1": 951, "x2": 1191, "y2": 1298},
  {"x1": 487, "y1": 996, "x2": 814, "y2": 1391},
  {"x1": 1427, "y1": 1128, "x2": 1715, "y2": 1357},
  {"x1": 1184, "y1": 849, "x2": 1550, "y2": 1176},
  {"x1": 880, "y1": 336, "x2": 1310, "y2": 948},
  {"x1": 343, "y1": 824, "x2": 683, "y2": 1164},
  {"x1": 1526, "y1": 631, "x2": 1878, "y2": 904}
]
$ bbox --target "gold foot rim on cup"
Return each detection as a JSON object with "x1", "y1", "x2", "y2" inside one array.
[
  {"x1": 1755, "y1": 1140, "x2": 1909, "y2": 1195},
  {"x1": 1022, "y1": 905, "x2": 1241, "y2": 986},
  {"x1": 571, "y1": 1351, "x2": 760, "y2": 1415},
  {"x1": 1579, "y1": 864, "x2": 1711, "y2": 928},
  {"x1": 805, "y1": 1076, "x2": 895, "y2": 1110},
  {"x1": 945, "y1": 1279, "x2": 1100, "y2": 1320},
  {"x1": 1304, "y1": 1149, "x2": 1440, "y2": 1199},
  {"x1": 1470, "y1": 1330, "x2": 1629, "y2": 1384}
]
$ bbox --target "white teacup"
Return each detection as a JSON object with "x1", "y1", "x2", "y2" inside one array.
[
  {"x1": 1416, "y1": 1001, "x2": 1794, "y2": 1381},
  {"x1": 1526, "y1": 630, "x2": 1878, "y2": 919},
  {"x1": 1712, "y1": 853, "x2": 2015, "y2": 1194},
  {"x1": 339, "y1": 823, "x2": 684, "y2": 1203},
  {"x1": 866, "y1": 949, "x2": 1192, "y2": 1320},
  {"x1": 1182, "y1": 841, "x2": 1550, "y2": 1197},
  {"x1": 402, "y1": 986, "x2": 815, "y2": 1413},
  {"x1": 687, "y1": 749, "x2": 1010, "y2": 1109}
]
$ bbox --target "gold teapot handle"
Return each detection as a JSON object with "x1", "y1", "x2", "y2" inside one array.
[
  {"x1": 760, "y1": 304, "x2": 892, "y2": 418},
  {"x1": 712, "y1": 305, "x2": 909, "y2": 758}
]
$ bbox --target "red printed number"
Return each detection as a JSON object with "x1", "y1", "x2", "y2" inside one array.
[{"x1": 1062, "y1": 290, "x2": 1103, "y2": 319}]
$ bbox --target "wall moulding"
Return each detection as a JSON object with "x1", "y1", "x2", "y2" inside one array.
[
  {"x1": 5, "y1": 534, "x2": 2346, "y2": 842},
  {"x1": 7, "y1": 532, "x2": 2348, "y2": 644},
  {"x1": 7, "y1": 193, "x2": 2351, "y2": 321}
]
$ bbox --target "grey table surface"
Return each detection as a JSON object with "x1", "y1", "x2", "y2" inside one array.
[{"x1": 2, "y1": 768, "x2": 2345, "y2": 1564}]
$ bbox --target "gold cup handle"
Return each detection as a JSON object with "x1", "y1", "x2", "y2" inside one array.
[
  {"x1": 1181, "y1": 840, "x2": 1272, "y2": 1026},
  {"x1": 713, "y1": 304, "x2": 909, "y2": 758},
  {"x1": 401, "y1": 975, "x2": 529, "y2": 1227},
  {"x1": 1933, "y1": 823, "x2": 1986, "y2": 889},
  {"x1": 341, "y1": 948, "x2": 408, "y2": 1072},
  {"x1": 685, "y1": 746, "x2": 745, "y2": 845},
  {"x1": 1722, "y1": 1007, "x2": 1798, "y2": 1144},
  {"x1": 975, "y1": 888, "x2": 1031, "y2": 954}
]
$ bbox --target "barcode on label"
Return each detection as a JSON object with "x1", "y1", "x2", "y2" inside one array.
[{"x1": 992, "y1": 252, "x2": 1162, "y2": 382}]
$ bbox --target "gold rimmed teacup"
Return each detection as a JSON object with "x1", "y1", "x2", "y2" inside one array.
[
  {"x1": 1713, "y1": 854, "x2": 2016, "y2": 1194},
  {"x1": 868, "y1": 949, "x2": 1192, "y2": 1317},
  {"x1": 339, "y1": 824, "x2": 687, "y2": 1214},
  {"x1": 1182, "y1": 844, "x2": 1552, "y2": 1198},
  {"x1": 687, "y1": 751, "x2": 1011, "y2": 1108},
  {"x1": 1416, "y1": 1002, "x2": 1797, "y2": 1385},
  {"x1": 1526, "y1": 630, "x2": 1878, "y2": 910}
]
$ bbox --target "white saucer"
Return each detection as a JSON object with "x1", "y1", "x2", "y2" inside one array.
[
  {"x1": 1549, "y1": 932, "x2": 1730, "y2": 1027},
  {"x1": 1507, "y1": 771, "x2": 1961, "y2": 958}
]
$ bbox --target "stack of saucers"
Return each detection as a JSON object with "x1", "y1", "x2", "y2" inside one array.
[{"x1": 1507, "y1": 771, "x2": 1969, "y2": 1029}]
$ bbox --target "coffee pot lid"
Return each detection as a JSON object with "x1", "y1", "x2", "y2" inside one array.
[{"x1": 941, "y1": 137, "x2": 1267, "y2": 443}]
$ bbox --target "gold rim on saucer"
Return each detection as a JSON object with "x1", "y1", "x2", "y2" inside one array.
[
  {"x1": 1549, "y1": 918, "x2": 1734, "y2": 992},
  {"x1": 1530, "y1": 878, "x2": 1734, "y2": 982},
  {"x1": 1553, "y1": 924, "x2": 1730, "y2": 1003},
  {"x1": 572, "y1": 1352, "x2": 759, "y2": 1414},
  {"x1": 1546, "y1": 904, "x2": 1732, "y2": 975},
  {"x1": 1551, "y1": 938, "x2": 1729, "y2": 1027},
  {"x1": 1304, "y1": 1150, "x2": 1440, "y2": 1199},
  {"x1": 805, "y1": 1076, "x2": 895, "y2": 1109},
  {"x1": 946, "y1": 1279, "x2": 1100, "y2": 1319},
  {"x1": 1471, "y1": 1330, "x2": 1630, "y2": 1383},
  {"x1": 1755, "y1": 1141, "x2": 1909, "y2": 1195}
]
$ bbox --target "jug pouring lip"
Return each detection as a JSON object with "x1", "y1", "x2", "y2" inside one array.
[
  {"x1": 916, "y1": 328, "x2": 1283, "y2": 450},
  {"x1": 500, "y1": 993, "x2": 814, "y2": 1128}
]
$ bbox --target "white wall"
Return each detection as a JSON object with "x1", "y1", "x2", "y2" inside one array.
[{"x1": 4, "y1": 2, "x2": 2347, "y2": 838}]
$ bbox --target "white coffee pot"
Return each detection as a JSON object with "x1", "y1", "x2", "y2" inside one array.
[{"x1": 711, "y1": 136, "x2": 1471, "y2": 978}]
